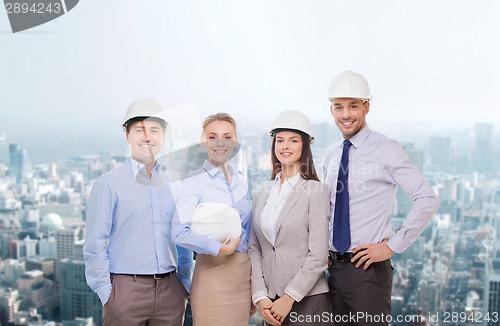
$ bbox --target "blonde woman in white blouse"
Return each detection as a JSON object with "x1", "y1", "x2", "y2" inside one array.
[{"x1": 248, "y1": 110, "x2": 331, "y2": 326}]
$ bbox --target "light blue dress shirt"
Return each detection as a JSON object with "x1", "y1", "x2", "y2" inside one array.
[
  {"x1": 172, "y1": 159, "x2": 251, "y2": 256},
  {"x1": 323, "y1": 125, "x2": 440, "y2": 254},
  {"x1": 83, "y1": 157, "x2": 194, "y2": 305}
]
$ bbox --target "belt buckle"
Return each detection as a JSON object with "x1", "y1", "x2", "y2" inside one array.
[
  {"x1": 153, "y1": 273, "x2": 161, "y2": 280},
  {"x1": 337, "y1": 253, "x2": 349, "y2": 263},
  {"x1": 330, "y1": 251, "x2": 352, "y2": 263}
]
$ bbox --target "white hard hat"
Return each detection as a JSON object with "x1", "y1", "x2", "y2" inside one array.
[
  {"x1": 327, "y1": 70, "x2": 371, "y2": 101},
  {"x1": 269, "y1": 110, "x2": 314, "y2": 143},
  {"x1": 191, "y1": 202, "x2": 241, "y2": 243},
  {"x1": 122, "y1": 99, "x2": 168, "y2": 129}
]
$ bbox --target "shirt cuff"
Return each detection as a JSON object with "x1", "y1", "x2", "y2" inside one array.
[
  {"x1": 97, "y1": 284, "x2": 112, "y2": 305},
  {"x1": 387, "y1": 234, "x2": 410, "y2": 254},
  {"x1": 284, "y1": 290, "x2": 299, "y2": 303},
  {"x1": 284, "y1": 285, "x2": 304, "y2": 302},
  {"x1": 253, "y1": 295, "x2": 268, "y2": 305},
  {"x1": 205, "y1": 240, "x2": 222, "y2": 256},
  {"x1": 252, "y1": 290, "x2": 269, "y2": 304},
  {"x1": 179, "y1": 277, "x2": 191, "y2": 294}
]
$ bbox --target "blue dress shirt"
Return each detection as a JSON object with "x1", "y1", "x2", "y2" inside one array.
[
  {"x1": 83, "y1": 157, "x2": 194, "y2": 305},
  {"x1": 172, "y1": 159, "x2": 251, "y2": 256}
]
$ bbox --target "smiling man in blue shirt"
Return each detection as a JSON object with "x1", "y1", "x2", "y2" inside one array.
[{"x1": 83, "y1": 99, "x2": 194, "y2": 326}]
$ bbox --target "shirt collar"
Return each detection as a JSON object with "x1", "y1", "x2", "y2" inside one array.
[
  {"x1": 344, "y1": 124, "x2": 371, "y2": 149},
  {"x1": 125, "y1": 157, "x2": 159, "y2": 178},
  {"x1": 274, "y1": 171, "x2": 302, "y2": 187},
  {"x1": 202, "y1": 159, "x2": 238, "y2": 178}
]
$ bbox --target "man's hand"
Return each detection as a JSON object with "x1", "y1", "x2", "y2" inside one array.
[
  {"x1": 217, "y1": 237, "x2": 240, "y2": 256},
  {"x1": 256, "y1": 298, "x2": 281, "y2": 326},
  {"x1": 269, "y1": 294, "x2": 294, "y2": 324},
  {"x1": 351, "y1": 240, "x2": 394, "y2": 270}
]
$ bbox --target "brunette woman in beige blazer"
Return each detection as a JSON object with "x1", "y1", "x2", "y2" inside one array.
[{"x1": 249, "y1": 110, "x2": 331, "y2": 326}]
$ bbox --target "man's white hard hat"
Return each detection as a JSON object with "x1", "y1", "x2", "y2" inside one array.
[
  {"x1": 269, "y1": 110, "x2": 315, "y2": 144},
  {"x1": 327, "y1": 70, "x2": 371, "y2": 101},
  {"x1": 122, "y1": 99, "x2": 168, "y2": 129},
  {"x1": 191, "y1": 202, "x2": 242, "y2": 243}
]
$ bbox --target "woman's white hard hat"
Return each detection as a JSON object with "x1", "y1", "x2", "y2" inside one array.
[
  {"x1": 269, "y1": 110, "x2": 315, "y2": 144},
  {"x1": 191, "y1": 202, "x2": 242, "y2": 244}
]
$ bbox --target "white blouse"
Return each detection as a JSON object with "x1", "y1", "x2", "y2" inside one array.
[{"x1": 260, "y1": 172, "x2": 301, "y2": 245}]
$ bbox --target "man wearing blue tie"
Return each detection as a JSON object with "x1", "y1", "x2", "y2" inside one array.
[{"x1": 323, "y1": 71, "x2": 440, "y2": 325}]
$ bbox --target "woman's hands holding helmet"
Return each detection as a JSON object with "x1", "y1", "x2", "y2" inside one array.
[{"x1": 218, "y1": 236, "x2": 240, "y2": 256}]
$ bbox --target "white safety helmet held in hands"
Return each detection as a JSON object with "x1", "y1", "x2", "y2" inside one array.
[
  {"x1": 191, "y1": 202, "x2": 242, "y2": 244},
  {"x1": 122, "y1": 99, "x2": 168, "y2": 130},
  {"x1": 327, "y1": 70, "x2": 371, "y2": 101},
  {"x1": 269, "y1": 110, "x2": 315, "y2": 143}
]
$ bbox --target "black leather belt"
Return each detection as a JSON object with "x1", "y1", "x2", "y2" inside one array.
[
  {"x1": 329, "y1": 251, "x2": 354, "y2": 263},
  {"x1": 114, "y1": 271, "x2": 175, "y2": 279}
]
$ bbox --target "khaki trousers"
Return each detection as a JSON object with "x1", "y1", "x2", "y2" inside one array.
[{"x1": 103, "y1": 273, "x2": 188, "y2": 326}]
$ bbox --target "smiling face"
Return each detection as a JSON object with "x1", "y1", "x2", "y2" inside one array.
[
  {"x1": 274, "y1": 131, "x2": 303, "y2": 167},
  {"x1": 330, "y1": 98, "x2": 370, "y2": 139},
  {"x1": 202, "y1": 120, "x2": 237, "y2": 166},
  {"x1": 126, "y1": 120, "x2": 165, "y2": 165}
]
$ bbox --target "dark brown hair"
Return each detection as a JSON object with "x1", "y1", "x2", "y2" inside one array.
[{"x1": 270, "y1": 130, "x2": 319, "y2": 181}]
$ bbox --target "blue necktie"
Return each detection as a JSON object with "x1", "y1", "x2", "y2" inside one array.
[{"x1": 333, "y1": 140, "x2": 352, "y2": 254}]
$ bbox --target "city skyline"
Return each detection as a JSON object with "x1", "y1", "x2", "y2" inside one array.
[
  {"x1": 1, "y1": 119, "x2": 500, "y2": 325},
  {"x1": 2, "y1": 117, "x2": 499, "y2": 165}
]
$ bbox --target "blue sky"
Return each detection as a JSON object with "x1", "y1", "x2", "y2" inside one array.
[{"x1": 1, "y1": 1, "x2": 499, "y2": 162}]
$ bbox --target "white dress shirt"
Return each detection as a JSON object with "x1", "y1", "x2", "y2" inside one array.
[
  {"x1": 323, "y1": 125, "x2": 440, "y2": 253},
  {"x1": 260, "y1": 172, "x2": 301, "y2": 246}
]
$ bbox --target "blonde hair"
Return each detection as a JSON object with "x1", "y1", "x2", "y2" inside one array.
[{"x1": 202, "y1": 112, "x2": 237, "y2": 132}]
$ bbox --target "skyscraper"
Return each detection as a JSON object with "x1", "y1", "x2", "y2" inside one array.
[
  {"x1": 0, "y1": 288, "x2": 20, "y2": 326},
  {"x1": 417, "y1": 277, "x2": 439, "y2": 315},
  {"x1": 428, "y1": 136, "x2": 451, "y2": 170},
  {"x1": 56, "y1": 225, "x2": 84, "y2": 262},
  {"x1": 55, "y1": 225, "x2": 84, "y2": 282},
  {"x1": 484, "y1": 259, "x2": 500, "y2": 326},
  {"x1": 59, "y1": 241, "x2": 102, "y2": 326},
  {"x1": 9, "y1": 143, "x2": 33, "y2": 182},
  {"x1": 474, "y1": 123, "x2": 494, "y2": 173}
]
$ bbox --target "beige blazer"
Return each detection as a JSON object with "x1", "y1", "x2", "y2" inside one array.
[{"x1": 248, "y1": 178, "x2": 330, "y2": 303}]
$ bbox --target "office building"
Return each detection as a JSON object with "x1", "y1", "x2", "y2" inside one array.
[
  {"x1": 59, "y1": 241, "x2": 102, "y2": 326},
  {"x1": 484, "y1": 259, "x2": 500, "y2": 326}
]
